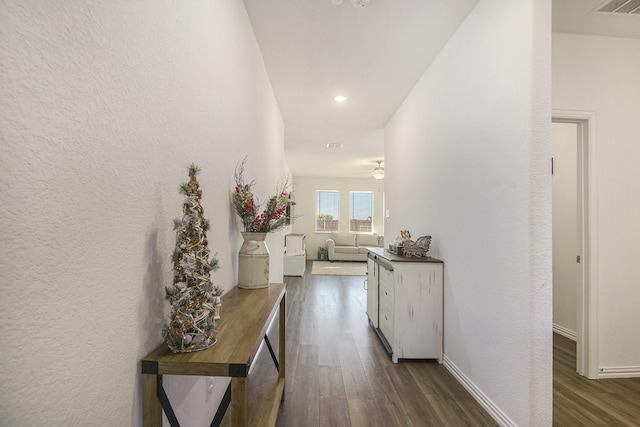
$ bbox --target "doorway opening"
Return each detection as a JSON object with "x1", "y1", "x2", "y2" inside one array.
[{"x1": 552, "y1": 111, "x2": 598, "y2": 378}]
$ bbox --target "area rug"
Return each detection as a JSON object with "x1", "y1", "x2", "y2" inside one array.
[{"x1": 311, "y1": 261, "x2": 367, "y2": 276}]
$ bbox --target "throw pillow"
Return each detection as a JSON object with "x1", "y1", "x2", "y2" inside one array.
[{"x1": 331, "y1": 232, "x2": 356, "y2": 246}]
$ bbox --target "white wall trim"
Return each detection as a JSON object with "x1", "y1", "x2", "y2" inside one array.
[
  {"x1": 553, "y1": 323, "x2": 577, "y2": 341},
  {"x1": 598, "y1": 367, "x2": 640, "y2": 379},
  {"x1": 552, "y1": 109, "x2": 599, "y2": 379},
  {"x1": 442, "y1": 355, "x2": 516, "y2": 427}
]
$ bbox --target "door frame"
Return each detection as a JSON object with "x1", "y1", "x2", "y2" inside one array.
[{"x1": 552, "y1": 110, "x2": 598, "y2": 379}]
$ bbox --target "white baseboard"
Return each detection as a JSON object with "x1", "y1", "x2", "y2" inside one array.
[
  {"x1": 553, "y1": 323, "x2": 576, "y2": 341},
  {"x1": 442, "y1": 355, "x2": 516, "y2": 427},
  {"x1": 598, "y1": 366, "x2": 640, "y2": 379},
  {"x1": 550, "y1": 326, "x2": 640, "y2": 378}
]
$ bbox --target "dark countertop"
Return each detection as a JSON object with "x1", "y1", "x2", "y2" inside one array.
[{"x1": 366, "y1": 246, "x2": 443, "y2": 264}]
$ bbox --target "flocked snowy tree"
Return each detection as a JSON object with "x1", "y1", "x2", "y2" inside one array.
[{"x1": 164, "y1": 164, "x2": 223, "y2": 353}]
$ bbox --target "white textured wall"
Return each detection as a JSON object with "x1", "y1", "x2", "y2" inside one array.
[
  {"x1": 385, "y1": 0, "x2": 551, "y2": 425},
  {"x1": 553, "y1": 34, "x2": 640, "y2": 372},
  {"x1": 290, "y1": 176, "x2": 385, "y2": 256},
  {"x1": 0, "y1": 1, "x2": 284, "y2": 425},
  {"x1": 552, "y1": 122, "x2": 578, "y2": 337}
]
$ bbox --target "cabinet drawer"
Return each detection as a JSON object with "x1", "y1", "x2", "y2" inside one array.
[
  {"x1": 379, "y1": 284, "x2": 394, "y2": 316},
  {"x1": 379, "y1": 266, "x2": 393, "y2": 290},
  {"x1": 379, "y1": 297, "x2": 393, "y2": 322},
  {"x1": 379, "y1": 312, "x2": 394, "y2": 344}
]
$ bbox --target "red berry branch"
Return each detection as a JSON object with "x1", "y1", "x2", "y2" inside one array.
[{"x1": 233, "y1": 158, "x2": 290, "y2": 233}]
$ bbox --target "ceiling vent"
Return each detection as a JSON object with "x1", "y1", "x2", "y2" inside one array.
[{"x1": 595, "y1": 0, "x2": 640, "y2": 14}]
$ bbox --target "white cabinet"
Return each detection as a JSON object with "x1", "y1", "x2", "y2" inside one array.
[
  {"x1": 366, "y1": 248, "x2": 443, "y2": 363},
  {"x1": 284, "y1": 234, "x2": 306, "y2": 276},
  {"x1": 285, "y1": 234, "x2": 305, "y2": 253}
]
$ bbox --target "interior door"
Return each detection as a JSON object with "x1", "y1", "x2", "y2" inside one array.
[{"x1": 552, "y1": 122, "x2": 579, "y2": 338}]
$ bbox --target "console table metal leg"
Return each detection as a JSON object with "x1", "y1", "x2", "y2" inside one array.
[
  {"x1": 157, "y1": 375, "x2": 180, "y2": 427},
  {"x1": 279, "y1": 293, "x2": 286, "y2": 400},
  {"x1": 264, "y1": 334, "x2": 279, "y2": 371}
]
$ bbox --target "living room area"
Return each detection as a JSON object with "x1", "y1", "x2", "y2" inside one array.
[{"x1": 287, "y1": 175, "x2": 385, "y2": 265}]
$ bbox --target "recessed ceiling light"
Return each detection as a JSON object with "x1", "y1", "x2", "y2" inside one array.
[
  {"x1": 326, "y1": 143, "x2": 344, "y2": 149},
  {"x1": 351, "y1": 0, "x2": 370, "y2": 7},
  {"x1": 334, "y1": 95, "x2": 347, "y2": 102}
]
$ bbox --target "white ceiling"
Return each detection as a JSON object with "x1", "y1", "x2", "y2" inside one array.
[{"x1": 243, "y1": 0, "x2": 640, "y2": 179}]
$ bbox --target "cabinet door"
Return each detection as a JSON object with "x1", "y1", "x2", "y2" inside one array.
[
  {"x1": 393, "y1": 263, "x2": 443, "y2": 360},
  {"x1": 366, "y1": 257, "x2": 378, "y2": 327}
]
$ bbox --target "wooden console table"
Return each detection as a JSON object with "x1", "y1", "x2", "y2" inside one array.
[{"x1": 141, "y1": 283, "x2": 286, "y2": 426}]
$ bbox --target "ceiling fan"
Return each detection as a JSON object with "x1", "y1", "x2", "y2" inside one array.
[
  {"x1": 371, "y1": 161, "x2": 384, "y2": 180},
  {"x1": 351, "y1": 160, "x2": 384, "y2": 179}
]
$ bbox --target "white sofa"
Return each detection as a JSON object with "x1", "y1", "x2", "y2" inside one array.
[{"x1": 325, "y1": 232, "x2": 382, "y2": 262}]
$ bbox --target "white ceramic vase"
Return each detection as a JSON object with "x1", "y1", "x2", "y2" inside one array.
[{"x1": 238, "y1": 232, "x2": 270, "y2": 289}]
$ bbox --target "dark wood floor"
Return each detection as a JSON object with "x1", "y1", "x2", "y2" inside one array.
[
  {"x1": 553, "y1": 333, "x2": 640, "y2": 426},
  {"x1": 255, "y1": 263, "x2": 640, "y2": 426},
  {"x1": 274, "y1": 265, "x2": 497, "y2": 426}
]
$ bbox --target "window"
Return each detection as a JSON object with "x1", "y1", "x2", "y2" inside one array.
[
  {"x1": 349, "y1": 191, "x2": 373, "y2": 233},
  {"x1": 316, "y1": 191, "x2": 339, "y2": 232}
]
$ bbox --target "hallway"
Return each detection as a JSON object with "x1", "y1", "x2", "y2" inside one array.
[
  {"x1": 553, "y1": 334, "x2": 640, "y2": 426},
  {"x1": 274, "y1": 266, "x2": 497, "y2": 426}
]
